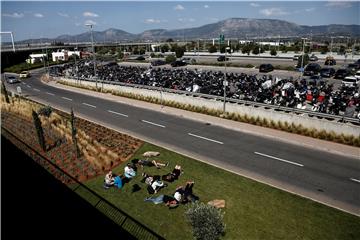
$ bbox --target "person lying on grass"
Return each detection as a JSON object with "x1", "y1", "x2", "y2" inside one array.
[
  {"x1": 124, "y1": 163, "x2": 136, "y2": 179},
  {"x1": 144, "y1": 194, "x2": 179, "y2": 208},
  {"x1": 162, "y1": 165, "x2": 182, "y2": 182},
  {"x1": 132, "y1": 158, "x2": 169, "y2": 169},
  {"x1": 174, "y1": 181, "x2": 199, "y2": 204}
]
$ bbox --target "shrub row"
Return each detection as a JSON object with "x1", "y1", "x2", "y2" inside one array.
[{"x1": 57, "y1": 80, "x2": 360, "y2": 147}]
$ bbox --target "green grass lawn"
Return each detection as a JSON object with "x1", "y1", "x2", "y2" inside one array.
[{"x1": 84, "y1": 143, "x2": 360, "y2": 239}]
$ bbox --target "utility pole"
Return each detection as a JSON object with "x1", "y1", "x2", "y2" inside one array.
[
  {"x1": 223, "y1": 46, "x2": 230, "y2": 113},
  {"x1": 301, "y1": 38, "x2": 307, "y2": 77},
  {"x1": 85, "y1": 23, "x2": 98, "y2": 90}
]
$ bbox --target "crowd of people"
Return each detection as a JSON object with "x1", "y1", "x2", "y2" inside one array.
[
  {"x1": 49, "y1": 60, "x2": 360, "y2": 118},
  {"x1": 104, "y1": 153, "x2": 198, "y2": 209}
]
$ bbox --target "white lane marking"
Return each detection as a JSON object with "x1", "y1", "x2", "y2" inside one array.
[
  {"x1": 188, "y1": 133, "x2": 224, "y2": 145},
  {"x1": 108, "y1": 110, "x2": 128, "y2": 117},
  {"x1": 33, "y1": 88, "x2": 40, "y2": 92},
  {"x1": 82, "y1": 102, "x2": 96, "y2": 108},
  {"x1": 26, "y1": 85, "x2": 31, "y2": 88},
  {"x1": 46, "y1": 92, "x2": 55, "y2": 96},
  {"x1": 254, "y1": 152, "x2": 304, "y2": 167},
  {"x1": 350, "y1": 178, "x2": 360, "y2": 183},
  {"x1": 141, "y1": 120, "x2": 165, "y2": 128},
  {"x1": 61, "y1": 97, "x2": 73, "y2": 101},
  {"x1": 21, "y1": 82, "x2": 26, "y2": 85}
]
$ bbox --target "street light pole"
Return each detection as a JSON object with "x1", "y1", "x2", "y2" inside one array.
[
  {"x1": 86, "y1": 23, "x2": 97, "y2": 90},
  {"x1": 223, "y1": 47, "x2": 230, "y2": 113},
  {"x1": 301, "y1": 38, "x2": 307, "y2": 77}
]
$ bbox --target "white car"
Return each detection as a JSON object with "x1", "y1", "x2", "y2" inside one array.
[
  {"x1": 19, "y1": 71, "x2": 31, "y2": 78},
  {"x1": 342, "y1": 76, "x2": 359, "y2": 87}
]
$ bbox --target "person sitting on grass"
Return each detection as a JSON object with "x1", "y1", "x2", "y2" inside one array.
[
  {"x1": 162, "y1": 165, "x2": 182, "y2": 182},
  {"x1": 104, "y1": 170, "x2": 115, "y2": 188},
  {"x1": 175, "y1": 181, "x2": 199, "y2": 204},
  {"x1": 132, "y1": 158, "x2": 169, "y2": 169},
  {"x1": 151, "y1": 179, "x2": 167, "y2": 194},
  {"x1": 144, "y1": 195, "x2": 179, "y2": 208},
  {"x1": 124, "y1": 163, "x2": 136, "y2": 179},
  {"x1": 104, "y1": 171, "x2": 123, "y2": 189}
]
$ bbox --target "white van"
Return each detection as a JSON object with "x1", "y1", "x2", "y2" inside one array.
[{"x1": 342, "y1": 76, "x2": 359, "y2": 87}]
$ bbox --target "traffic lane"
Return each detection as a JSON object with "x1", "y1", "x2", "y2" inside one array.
[{"x1": 7, "y1": 80, "x2": 360, "y2": 209}]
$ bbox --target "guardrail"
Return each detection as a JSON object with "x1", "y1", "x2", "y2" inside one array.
[
  {"x1": 53, "y1": 74, "x2": 360, "y2": 125},
  {"x1": 1, "y1": 126, "x2": 165, "y2": 240}
]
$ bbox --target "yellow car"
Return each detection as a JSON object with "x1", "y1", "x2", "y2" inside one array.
[{"x1": 19, "y1": 71, "x2": 31, "y2": 78}]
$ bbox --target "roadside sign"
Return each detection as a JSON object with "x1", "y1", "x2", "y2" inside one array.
[
  {"x1": 219, "y1": 34, "x2": 225, "y2": 44},
  {"x1": 299, "y1": 67, "x2": 304, "y2": 72},
  {"x1": 223, "y1": 80, "x2": 228, "y2": 86}
]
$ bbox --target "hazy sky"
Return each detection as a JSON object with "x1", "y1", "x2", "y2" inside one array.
[{"x1": 1, "y1": 1, "x2": 359, "y2": 41}]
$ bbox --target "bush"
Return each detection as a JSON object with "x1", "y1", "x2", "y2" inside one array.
[
  {"x1": 185, "y1": 202, "x2": 225, "y2": 240},
  {"x1": 38, "y1": 105, "x2": 53, "y2": 117},
  {"x1": 165, "y1": 55, "x2": 176, "y2": 63}
]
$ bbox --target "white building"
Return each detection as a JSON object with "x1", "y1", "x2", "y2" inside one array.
[
  {"x1": 26, "y1": 53, "x2": 47, "y2": 64},
  {"x1": 52, "y1": 49, "x2": 80, "y2": 62}
]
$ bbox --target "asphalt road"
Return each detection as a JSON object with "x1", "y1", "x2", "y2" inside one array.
[{"x1": 4, "y1": 72, "x2": 360, "y2": 216}]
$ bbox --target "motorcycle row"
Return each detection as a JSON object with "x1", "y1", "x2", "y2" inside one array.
[{"x1": 49, "y1": 60, "x2": 360, "y2": 119}]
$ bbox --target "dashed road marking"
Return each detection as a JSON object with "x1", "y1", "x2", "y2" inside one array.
[
  {"x1": 82, "y1": 102, "x2": 96, "y2": 108},
  {"x1": 46, "y1": 92, "x2": 55, "y2": 96},
  {"x1": 187, "y1": 133, "x2": 224, "y2": 145},
  {"x1": 61, "y1": 97, "x2": 73, "y2": 101},
  {"x1": 108, "y1": 110, "x2": 128, "y2": 117},
  {"x1": 254, "y1": 152, "x2": 304, "y2": 167},
  {"x1": 350, "y1": 178, "x2": 360, "y2": 183},
  {"x1": 33, "y1": 88, "x2": 40, "y2": 92},
  {"x1": 26, "y1": 85, "x2": 31, "y2": 88},
  {"x1": 141, "y1": 120, "x2": 165, "y2": 128}
]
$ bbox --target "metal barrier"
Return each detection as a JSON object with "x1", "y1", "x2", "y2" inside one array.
[
  {"x1": 1, "y1": 127, "x2": 165, "y2": 240},
  {"x1": 56, "y1": 75, "x2": 360, "y2": 125}
]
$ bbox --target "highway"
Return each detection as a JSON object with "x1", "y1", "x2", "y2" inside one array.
[{"x1": 3, "y1": 71, "x2": 360, "y2": 216}]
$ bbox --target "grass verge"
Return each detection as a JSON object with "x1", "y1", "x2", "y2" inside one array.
[{"x1": 83, "y1": 142, "x2": 360, "y2": 239}]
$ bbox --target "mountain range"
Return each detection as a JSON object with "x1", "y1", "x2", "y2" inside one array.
[{"x1": 19, "y1": 18, "x2": 360, "y2": 43}]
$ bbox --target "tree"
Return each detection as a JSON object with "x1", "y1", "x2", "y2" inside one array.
[
  {"x1": 270, "y1": 48, "x2": 277, "y2": 56},
  {"x1": 338, "y1": 45, "x2": 346, "y2": 55},
  {"x1": 185, "y1": 202, "x2": 225, "y2": 240},
  {"x1": 166, "y1": 38, "x2": 174, "y2": 42},
  {"x1": 160, "y1": 44, "x2": 169, "y2": 53},
  {"x1": 1, "y1": 80, "x2": 10, "y2": 104},
  {"x1": 208, "y1": 45, "x2": 217, "y2": 53},
  {"x1": 241, "y1": 44, "x2": 251, "y2": 55},
  {"x1": 320, "y1": 46, "x2": 328, "y2": 54},
  {"x1": 32, "y1": 110, "x2": 46, "y2": 151},
  {"x1": 175, "y1": 45, "x2": 186, "y2": 58},
  {"x1": 70, "y1": 108, "x2": 81, "y2": 158},
  {"x1": 252, "y1": 46, "x2": 260, "y2": 55}
]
